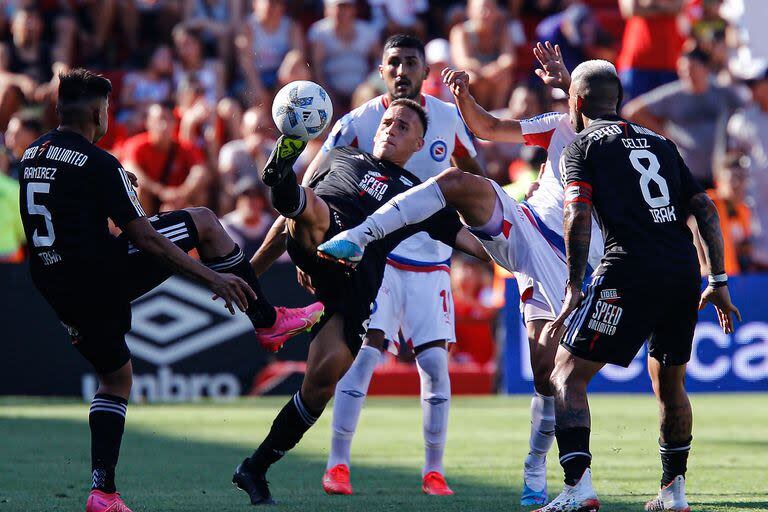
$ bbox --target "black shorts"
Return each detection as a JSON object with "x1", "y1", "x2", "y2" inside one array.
[
  {"x1": 561, "y1": 270, "x2": 700, "y2": 368},
  {"x1": 39, "y1": 211, "x2": 199, "y2": 374}
]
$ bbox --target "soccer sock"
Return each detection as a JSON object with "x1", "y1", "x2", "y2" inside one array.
[
  {"x1": 556, "y1": 426, "x2": 592, "y2": 486},
  {"x1": 416, "y1": 347, "x2": 451, "y2": 476},
  {"x1": 341, "y1": 178, "x2": 446, "y2": 248},
  {"x1": 89, "y1": 394, "x2": 127, "y2": 494},
  {"x1": 327, "y1": 345, "x2": 381, "y2": 469},
  {"x1": 204, "y1": 245, "x2": 276, "y2": 328},
  {"x1": 526, "y1": 393, "x2": 556, "y2": 463},
  {"x1": 269, "y1": 168, "x2": 306, "y2": 218},
  {"x1": 659, "y1": 437, "x2": 692, "y2": 486},
  {"x1": 244, "y1": 392, "x2": 321, "y2": 474}
]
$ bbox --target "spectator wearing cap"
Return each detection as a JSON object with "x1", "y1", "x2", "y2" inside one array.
[
  {"x1": 4, "y1": 111, "x2": 42, "y2": 180},
  {"x1": 449, "y1": 0, "x2": 516, "y2": 110},
  {"x1": 220, "y1": 175, "x2": 275, "y2": 259},
  {"x1": 236, "y1": 0, "x2": 306, "y2": 106},
  {"x1": 123, "y1": 103, "x2": 210, "y2": 215},
  {"x1": 616, "y1": 0, "x2": 685, "y2": 102},
  {"x1": 308, "y1": 0, "x2": 381, "y2": 114},
  {"x1": 623, "y1": 44, "x2": 743, "y2": 187},
  {"x1": 421, "y1": 38, "x2": 454, "y2": 103},
  {"x1": 728, "y1": 60, "x2": 768, "y2": 268}
]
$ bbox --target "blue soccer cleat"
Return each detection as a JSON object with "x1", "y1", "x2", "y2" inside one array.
[
  {"x1": 316, "y1": 239, "x2": 364, "y2": 268},
  {"x1": 521, "y1": 481, "x2": 548, "y2": 506}
]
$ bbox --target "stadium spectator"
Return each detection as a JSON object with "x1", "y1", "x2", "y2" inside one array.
[
  {"x1": 73, "y1": 0, "x2": 141, "y2": 66},
  {"x1": 0, "y1": 148, "x2": 24, "y2": 262},
  {"x1": 450, "y1": 255, "x2": 497, "y2": 365},
  {"x1": 622, "y1": 45, "x2": 743, "y2": 187},
  {"x1": 308, "y1": 0, "x2": 381, "y2": 113},
  {"x1": 235, "y1": 0, "x2": 306, "y2": 106},
  {"x1": 616, "y1": 0, "x2": 684, "y2": 102},
  {"x1": 368, "y1": 0, "x2": 428, "y2": 40},
  {"x1": 172, "y1": 24, "x2": 225, "y2": 103},
  {"x1": 449, "y1": 0, "x2": 516, "y2": 109},
  {"x1": 182, "y1": 0, "x2": 244, "y2": 62},
  {"x1": 4, "y1": 7, "x2": 53, "y2": 85},
  {"x1": 4, "y1": 111, "x2": 42, "y2": 180},
  {"x1": 218, "y1": 106, "x2": 276, "y2": 212},
  {"x1": 221, "y1": 175, "x2": 275, "y2": 259},
  {"x1": 728, "y1": 62, "x2": 768, "y2": 268},
  {"x1": 119, "y1": 45, "x2": 174, "y2": 127},
  {"x1": 421, "y1": 38, "x2": 453, "y2": 103},
  {"x1": 122, "y1": 103, "x2": 210, "y2": 215},
  {"x1": 135, "y1": 0, "x2": 183, "y2": 51}
]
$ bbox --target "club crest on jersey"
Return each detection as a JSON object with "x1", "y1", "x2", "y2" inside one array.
[{"x1": 430, "y1": 140, "x2": 448, "y2": 162}]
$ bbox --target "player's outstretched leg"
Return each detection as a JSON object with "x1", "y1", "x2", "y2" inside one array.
[
  {"x1": 535, "y1": 348, "x2": 602, "y2": 512},
  {"x1": 522, "y1": 319, "x2": 558, "y2": 506},
  {"x1": 416, "y1": 344, "x2": 453, "y2": 496},
  {"x1": 317, "y1": 168, "x2": 496, "y2": 266},
  {"x1": 323, "y1": 331, "x2": 386, "y2": 495},
  {"x1": 85, "y1": 361, "x2": 134, "y2": 512},
  {"x1": 234, "y1": 314, "x2": 354, "y2": 504},
  {"x1": 644, "y1": 360, "x2": 692, "y2": 512},
  {"x1": 186, "y1": 207, "x2": 324, "y2": 352}
]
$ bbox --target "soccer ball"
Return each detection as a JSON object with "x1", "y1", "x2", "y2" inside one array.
[{"x1": 271, "y1": 81, "x2": 333, "y2": 141}]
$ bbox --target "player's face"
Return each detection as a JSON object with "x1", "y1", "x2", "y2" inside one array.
[
  {"x1": 93, "y1": 98, "x2": 109, "y2": 143},
  {"x1": 373, "y1": 105, "x2": 425, "y2": 163},
  {"x1": 379, "y1": 47, "x2": 428, "y2": 100}
]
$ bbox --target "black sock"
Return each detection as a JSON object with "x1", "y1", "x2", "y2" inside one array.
[
  {"x1": 660, "y1": 437, "x2": 691, "y2": 486},
  {"x1": 89, "y1": 394, "x2": 128, "y2": 493},
  {"x1": 204, "y1": 245, "x2": 277, "y2": 328},
  {"x1": 556, "y1": 426, "x2": 592, "y2": 486},
  {"x1": 243, "y1": 392, "x2": 322, "y2": 474},
  {"x1": 269, "y1": 168, "x2": 306, "y2": 218}
]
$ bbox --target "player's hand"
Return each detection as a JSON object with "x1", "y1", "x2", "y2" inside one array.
[
  {"x1": 125, "y1": 170, "x2": 139, "y2": 188},
  {"x1": 699, "y1": 285, "x2": 742, "y2": 334},
  {"x1": 209, "y1": 273, "x2": 257, "y2": 315},
  {"x1": 548, "y1": 282, "x2": 584, "y2": 338},
  {"x1": 441, "y1": 68, "x2": 471, "y2": 100},
  {"x1": 534, "y1": 41, "x2": 570, "y2": 92},
  {"x1": 296, "y1": 267, "x2": 315, "y2": 294},
  {"x1": 525, "y1": 180, "x2": 540, "y2": 200}
]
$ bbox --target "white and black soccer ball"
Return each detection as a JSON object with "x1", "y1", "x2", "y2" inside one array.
[{"x1": 271, "y1": 80, "x2": 333, "y2": 141}]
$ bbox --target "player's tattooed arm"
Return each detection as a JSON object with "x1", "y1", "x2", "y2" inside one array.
[
  {"x1": 688, "y1": 192, "x2": 725, "y2": 275},
  {"x1": 563, "y1": 202, "x2": 593, "y2": 288},
  {"x1": 250, "y1": 216, "x2": 289, "y2": 276}
]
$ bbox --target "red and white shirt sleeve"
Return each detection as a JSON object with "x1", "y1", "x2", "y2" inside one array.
[{"x1": 520, "y1": 112, "x2": 568, "y2": 151}]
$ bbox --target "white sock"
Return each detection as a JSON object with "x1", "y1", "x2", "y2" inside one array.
[
  {"x1": 526, "y1": 392, "x2": 556, "y2": 464},
  {"x1": 327, "y1": 345, "x2": 381, "y2": 469},
  {"x1": 339, "y1": 178, "x2": 447, "y2": 248},
  {"x1": 416, "y1": 347, "x2": 451, "y2": 476}
]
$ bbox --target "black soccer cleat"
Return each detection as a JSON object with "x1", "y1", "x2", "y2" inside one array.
[
  {"x1": 233, "y1": 461, "x2": 276, "y2": 506},
  {"x1": 261, "y1": 135, "x2": 307, "y2": 187}
]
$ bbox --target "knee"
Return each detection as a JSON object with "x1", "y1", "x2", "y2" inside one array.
[
  {"x1": 435, "y1": 167, "x2": 466, "y2": 197},
  {"x1": 186, "y1": 206, "x2": 220, "y2": 236},
  {"x1": 533, "y1": 361, "x2": 554, "y2": 393}
]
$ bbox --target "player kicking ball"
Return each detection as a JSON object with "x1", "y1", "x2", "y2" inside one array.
[
  {"x1": 540, "y1": 61, "x2": 740, "y2": 512},
  {"x1": 232, "y1": 98, "x2": 488, "y2": 505},
  {"x1": 18, "y1": 70, "x2": 323, "y2": 512}
]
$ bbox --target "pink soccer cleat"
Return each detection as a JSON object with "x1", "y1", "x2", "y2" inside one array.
[
  {"x1": 422, "y1": 471, "x2": 454, "y2": 496},
  {"x1": 85, "y1": 490, "x2": 133, "y2": 512},
  {"x1": 256, "y1": 302, "x2": 325, "y2": 352},
  {"x1": 323, "y1": 464, "x2": 353, "y2": 495}
]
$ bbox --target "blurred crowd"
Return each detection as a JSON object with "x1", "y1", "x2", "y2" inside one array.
[{"x1": 1, "y1": 0, "x2": 767, "y2": 363}]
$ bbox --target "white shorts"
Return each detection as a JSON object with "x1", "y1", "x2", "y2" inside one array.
[
  {"x1": 474, "y1": 180, "x2": 568, "y2": 318},
  {"x1": 368, "y1": 262, "x2": 455, "y2": 355},
  {"x1": 515, "y1": 272, "x2": 557, "y2": 323}
]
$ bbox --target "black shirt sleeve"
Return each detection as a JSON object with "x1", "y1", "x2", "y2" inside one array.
[
  {"x1": 97, "y1": 155, "x2": 146, "y2": 227},
  {"x1": 563, "y1": 138, "x2": 592, "y2": 186}
]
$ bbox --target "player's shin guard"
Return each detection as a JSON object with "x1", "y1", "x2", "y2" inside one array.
[
  {"x1": 269, "y1": 167, "x2": 307, "y2": 218},
  {"x1": 659, "y1": 437, "x2": 691, "y2": 487},
  {"x1": 327, "y1": 345, "x2": 381, "y2": 469},
  {"x1": 342, "y1": 178, "x2": 447, "y2": 248},
  {"x1": 528, "y1": 393, "x2": 556, "y2": 460},
  {"x1": 556, "y1": 426, "x2": 592, "y2": 486},
  {"x1": 89, "y1": 394, "x2": 127, "y2": 493},
  {"x1": 244, "y1": 392, "x2": 322, "y2": 473},
  {"x1": 416, "y1": 347, "x2": 451, "y2": 476},
  {"x1": 204, "y1": 245, "x2": 277, "y2": 328}
]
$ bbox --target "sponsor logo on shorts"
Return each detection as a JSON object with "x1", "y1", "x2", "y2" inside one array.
[
  {"x1": 588, "y1": 299, "x2": 624, "y2": 336},
  {"x1": 430, "y1": 140, "x2": 448, "y2": 162},
  {"x1": 600, "y1": 289, "x2": 620, "y2": 300}
]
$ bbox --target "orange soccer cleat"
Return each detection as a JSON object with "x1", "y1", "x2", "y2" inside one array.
[
  {"x1": 85, "y1": 490, "x2": 133, "y2": 512},
  {"x1": 323, "y1": 464, "x2": 353, "y2": 495},
  {"x1": 422, "y1": 471, "x2": 454, "y2": 496},
  {"x1": 256, "y1": 302, "x2": 325, "y2": 352}
]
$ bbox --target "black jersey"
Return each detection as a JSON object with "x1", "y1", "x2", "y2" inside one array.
[
  {"x1": 562, "y1": 116, "x2": 704, "y2": 277},
  {"x1": 18, "y1": 129, "x2": 146, "y2": 285}
]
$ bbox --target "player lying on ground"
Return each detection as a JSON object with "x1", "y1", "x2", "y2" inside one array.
[
  {"x1": 438, "y1": 41, "x2": 605, "y2": 505},
  {"x1": 536, "y1": 60, "x2": 741, "y2": 512},
  {"x1": 17, "y1": 69, "x2": 324, "y2": 512},
  {"x1": 232, "y1": 98, "x2": 489, "y2": 505}
]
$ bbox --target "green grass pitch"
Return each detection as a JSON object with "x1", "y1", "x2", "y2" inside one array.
[{"x1": 1, "y1": 395, "x2": 766, "y2": 511}]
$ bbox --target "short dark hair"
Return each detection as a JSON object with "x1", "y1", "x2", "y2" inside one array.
[
  {"x1": 56, "y1": 68, "x2": 112, "y2": 124},
  {"x1": 390, "y1": 98, "x2": 429, "y2": 135},
  {"x1": 383, "y1": 34, "x2": 426, "y2": 61}
]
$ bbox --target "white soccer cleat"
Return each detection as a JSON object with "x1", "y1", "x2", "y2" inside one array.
[
  {"x1": 644, "y1": 476, "x2": 691, "y2": 512},
  {"x1": 534, "y1": 468, "x2": 600, "y2": 512}
]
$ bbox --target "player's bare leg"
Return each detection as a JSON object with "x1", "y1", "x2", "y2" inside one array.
[
  {"x1": 645, "y1": 360, "x2": 692, "y2": 512},
  {"x1": 234, "y1": 314, "x2": 354, "y2": 505},
  {"x1": 522, "y1": 319, "x2": 558, "y2": 505},
  {"x1": 534, "y1": 347, "x2": 603, "y2": 512}
]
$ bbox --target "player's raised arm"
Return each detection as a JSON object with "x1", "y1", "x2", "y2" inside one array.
[{"x1": 250, "y1": 216, "x2": 289, "y2": 276}]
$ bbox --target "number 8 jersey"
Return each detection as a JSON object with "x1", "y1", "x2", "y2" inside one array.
[{"x1": 561, "y1": 115, "x2": 704, "y2": 277}]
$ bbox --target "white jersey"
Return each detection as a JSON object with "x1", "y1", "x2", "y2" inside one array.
[
  {"x1": 321, "y1": 94, "x2": 477, "y2": 266},
  {"x1": 520, "y1": 112, "x2": 604, "y2": 271}
]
